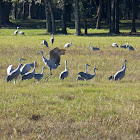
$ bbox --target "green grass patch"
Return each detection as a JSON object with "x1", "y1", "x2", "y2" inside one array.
[{"x1": 0, "y1": 21, "x2": 140, "y2": 139}]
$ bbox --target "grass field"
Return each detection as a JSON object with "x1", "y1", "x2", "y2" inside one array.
[{"x1": 0, "y1": 20, "x2": 140, "y2": 139}]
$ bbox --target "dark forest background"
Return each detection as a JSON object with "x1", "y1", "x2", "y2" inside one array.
[{"x1": 0, "y1": 0, "x2": 140, "y2": 35}]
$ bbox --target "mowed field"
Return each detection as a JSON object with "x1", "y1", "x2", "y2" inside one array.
[{"x1": 0, "y1": 27, "x2": 140, "y2": 139}]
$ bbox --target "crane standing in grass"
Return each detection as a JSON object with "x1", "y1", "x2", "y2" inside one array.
[
  {"x1": 22, "y1": 61, "x2": 36, "y2": 80},
  {"x1": 109, "y1": 60, "x2": 127, "y2": 81},
  {"x1": 78, "y1": 67, "x2": 98, "y2": 81},
  {"x1": 7, "y1": 58, "x2": 25, "y2": 76},
  {"x1": 7, "y1": 58, "x2": 24, "y2": 83},
  {"x1": 39, "y1": 48, "x2": 66, "y2": 77},
  {"x1": 90, "y1": 43, "x2": 100, "y2": 51},
  {"x1": 19, "y1": 31, "x2": 26, "y2": 36},
  {"x1": 14, "y1": 27, "x2": 19, "y2": 35},
  {"x1": 76, "y1": 64, "x2": 90, "y2": 81},
  {"x1": 59, "y1": 61, "x2": 68, "y2": 80},
  {"x1": 34, "y1": 66, "x2": 46, "y2": 82},
  {"x1": 20, "y1": 63, "x2": 34, "y2": 75},
  {"x1": 50, "y1": 34, "x2": 54, "y2": 45},
  {"x1": 109, "y1": 43, "x2": 118, "y2": 48},
  {"x1": 64, "y1": 42, "x2": 72, "y2": 48},
  {"x1": 41, "y1": 40, "x2": 48, "y2": 47}
]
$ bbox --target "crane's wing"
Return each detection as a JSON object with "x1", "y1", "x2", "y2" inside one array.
[
  {"x1": 7, "y1": 65, "x2": 14, "y2": 75},
  {"x1": 49, "y1": 48, "x2": 66, "y2": 65}
]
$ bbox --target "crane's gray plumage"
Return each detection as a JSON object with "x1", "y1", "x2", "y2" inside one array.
[
  {"x1": 20, "y1": 63, "x2": 34, "y2": 75},
  {"x1": 7, "y1": 65, "x2": 14, "y2": 75},
  {"x1": 14, "y1": 27, "x2": 19, "y2": 35},
  {"x1": 41, "y1": 40, "x2": 48, "y2": 47},
  {"x1": 120, "y1": 44, "x2": 127, "y2": 49},
  {"x1": 22, "y1": 61, "x2": 36, "y2": 80},
  {"x1": 34, "y1": 66, "x2": 46, "y2": 82},
  {"x1": 59, "y1": 61, "x2": 68, "y2": 80},
  {"x1": 109, "y1": 60, "x2": 127, "y2": 81},
  {"x1": 110, "y1": 43, "x2": 118, "y2": 47},
  {"x1": 126, "y1": 43, "x2": 134, "y2": 50},
  {"x1": 50, "y1": 34, "x2": 54, "y2": 45},
  {"x1": 7, "y1": 58, "x2": 24, "y2": 82},
  {"x1": 39, "y1": 48, "x2": 66, "y2": 76},
  {"x1": 78, "y1": 67, "x2": 98, "y2": 81},
  {"x1": 64, "y1": 42, "x2": 72, "y2": 48},
  {"x1": 7, "y1": 58, "x2": 24, "y2": 76},
  {"x1": 19, "y1": 31, "x2": 26, "y2": 36},
  {"x1": 90, "y1": 43, "x2": 100, "y2": 51},
  {"x1": 76, "y1": 64, "x2": 90, "y2": 81}
]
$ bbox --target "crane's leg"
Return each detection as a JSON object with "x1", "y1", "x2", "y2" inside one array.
[{"x1": 44, "y1": 69, "x2": 52, "y2": 81}]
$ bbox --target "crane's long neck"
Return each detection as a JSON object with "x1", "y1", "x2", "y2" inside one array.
[
  {"x1": 41, "y1": 52, "x2": 48, "y2": 62},
  {"x1": 65, "y1": 61, "x2": 67, "y2": 71},
  {"x1": 89, "y1": 43, "x2": 91, "y2": 48},
  {"x1": 85, "y1": 65, "x2": 88, "y2": 73},
  {"x1": 41, "y1": 67, "x2": 45, "y2": 75},
  {"x1": 123, "y1": 61, "x2": 126, "y2": 70},
  {"x1": 93, "y1": 68, "x2": 96, "y2": 75},
  {"x1": 32, "y1": 62, "x2": 36, "y2": 74}
]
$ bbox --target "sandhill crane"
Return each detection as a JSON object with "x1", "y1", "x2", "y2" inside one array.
[
  {"x1": 109, "y1": 60, "x2": 127, "y2": 81},
  {"x1": 64, "y1": 42, "x2": 72, "y2": 48},
  {"x1": 7, "y1": 58, "x2": 24, "y2": 83},
  {"x1": 39, "y1": 48, "x2": 66, "y2": 76},
  {"x1": 19, "y1": 31, "x2": 26, "y2": 36},
  {"x1": 126, "y1": 43, "x2": 134, "y2": 50},
  {"x1": 78, "y1": 67, "x2": 98, "y2": 81},
  {"x1": 14, "y1": 27, "x2": 19, "y2": 35},
  {"x1": 22, "y1": 61, "x2": 36, "y2": 80},
  {"x1": 34, "y1": 66, "x2": 46, "y2": 82},
  {"x1": 7, "y1": 58, "x2": 24, "y2": 75},
  {"x1": 7, "y1": 65, "x2": 14, "y2": 75},
  {"x1": 20, "y1": 63, "x2": 34, "y2": 75},
  {"x1": 90, "y1": 43, "x2": 100, "y2": 51},
  {"x1": 110, "y1": 43, "x2": 118, "y2": 47},
  {"x1": 50, "y1": 34, "x2": 54, "y2": 45},
  {"x1": 76, "y1": 64, "x2": 90, "y2": 81},
  {"x1": 59, "y1": 61, "x2": 68, "y2": 80},
  {"x1": 120, "y1": 44, "x2": 127, "y2": 49},
  {"x1": 41, "y1": 40, "x2": 48, "y2": 47}
]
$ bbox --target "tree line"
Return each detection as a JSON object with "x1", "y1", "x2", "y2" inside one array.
[{"x1": 0, "y1": 0, "x2": 139, "y2": 35}]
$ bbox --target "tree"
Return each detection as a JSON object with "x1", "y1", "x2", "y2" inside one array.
[
  {"x1": 79, "y1": 0, "x2": 93, "y2": 35},
  {"x1": 61, "y1": 0, "x2": 67, "y2": 34},
  {"x1": 0, "y1": 0, "x2": 12, "y2": 26},
  {"x1": 131, "y1": 0, "x2": 137, "y2": 32},
  {"x1": 48, "y1": 0, "x2": 56, "y2": 34},
  {"x1": 96, "y1": 0, "x2": 103, "y2": 29},
  {"x1": 44, "y1": 0, "x2": 52, "y2": 33},
  {"x1": 75, "y1": 0, "x2": 81, "y2": 35},
  {"x1": 109, "y1": 0, "x2": 120, "y2": 34}
]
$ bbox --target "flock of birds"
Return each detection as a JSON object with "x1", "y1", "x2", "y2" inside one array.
[
  {"x1": 110, "y1": 42, "x2": 135, "y2": 50},
  {"x1": 6, "y1": 27, "x2": 132, "y2": 84}
]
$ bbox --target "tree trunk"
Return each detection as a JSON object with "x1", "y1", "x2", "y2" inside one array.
[
  {"x1": 75, "y1": 0, "x2": 81, "y2": 35},
  {"x1": 12, "y1": 3, "x2": 17, "y2": 20},
  {"x1": 48, "y1": 0, "x2": 56, "y2": 34},
  {"x1": 28, "y1": 3, "x2": 31, "y2": 19},
  {"x1": 111, "y1": 0, "x2": 115, "y2": 33},
  {"x1": 96, "y1": 0, "x2": 103, "y2": 29},
  {"x1": 131, "y1": 0, "x2": 137, "y2": 32},
  {"x1": 23, "y1": 2, "x2": 26, "y2": 20},
  {"x1": 84, "y1": 18, "x2": 87, "y2": 35},
  {"x1": 44, "y1": 0, "x2": 52, "y2": 33},
  {"x1": 115, "y1": 0, "x2": 119, "y2": 34},
  {"x1": 0, "y1": 1, "x2": 11, "y2": 26},
  {"x1": 61, "y1": 0, "x2": 67, "y2": 34}
]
